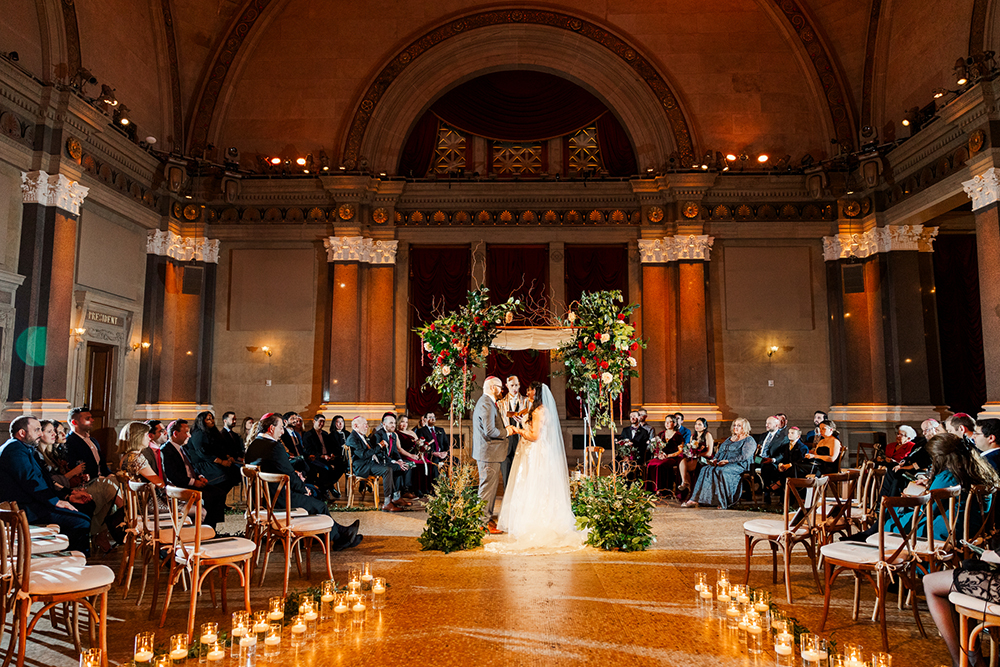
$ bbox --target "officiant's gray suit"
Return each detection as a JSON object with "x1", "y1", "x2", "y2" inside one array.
[{"x1": 472, "y1": 391, "x2": 507, "y2": 524}]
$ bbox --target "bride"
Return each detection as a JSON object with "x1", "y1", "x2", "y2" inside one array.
[{"x1": 484, "y1": 381, "x2": 587, "y2": 554}]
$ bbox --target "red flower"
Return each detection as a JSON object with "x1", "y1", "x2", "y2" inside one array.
[
  {"x1": 429, "y1": 324, "x2": 435, "y2": 331},
  {"x1": 591, "y1": 373, "x2": 599, "y2": 379},
  {"x1": 578, "y1": 342, "x2": 584, "y2": 349},
  {"x1": 427, "y1": 353, "x2": 434, "y2": 360},
  {"x1": 600, "y1": 361, "x2": 609, "y2": 369},
  {"x1": 630, "y1": 342, "x2": 639, "y2": 351},
  {"x1": 580, "y1": 356, "x2": 588, "y2": 364},
  {"x1": 587, "y1": 342, "x2": 596, "y2": 352},
  {"x1": 618, "y1": 313, "x2": 626, "y2": 320},
  {"x1": 450, "y1": 325, "x2": 457, "y2": 332}
]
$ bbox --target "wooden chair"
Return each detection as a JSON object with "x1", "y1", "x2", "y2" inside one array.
[
  {"x1": 868, "y1": 485, "x2": 962, "y2": 574},
  {"x1": 585, "y1": 446, "x2": 605, "y2": 475},
  {"x1": 950, "y1": 591, "x2": 1000, "y2": 667},
  {"x1": 962, "y1": 485, "x2": 999, "y2": 558},
  {"x1": 0, "y1": 507, "x2": 114, "y2": 667},
  {"x1": 818, "y1": 470, "x2": 860, "y2": 544},
  {"x1": 819, "y1": 494, "x2": 929, "y2": 651},
  {"x1": 158, "y1": 486, "x2": 255, "y2": 640},
  {"x1": 743, "y1": 476, "x2": 827, "y2": 604},
  {"x1": 343, "y1": 444, "x2": 382, "y2": 508},
  {"x1": 855, "y1": 442, "x2": 877, "y2": 467},
  {"x1": 255, "y1": 471, "x2": 335, "y2": 595}
]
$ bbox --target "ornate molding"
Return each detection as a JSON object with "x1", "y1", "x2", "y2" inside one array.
[
  {"x1": 21, "y1": 171, "x2": 89, "y2": 215},
  {"x1": 822, "y1": 225, "x2": 938, "y2": 261},
  {"x1": 146, "y1": 229, "x2": 220, "y2": 264},
  {"x1": 638, "y1": 235, "x2": 715, "y2": 263},
  {"x1": 963, "y1": 168, "x2": 1000, "y2": 211},
  {"x1": 324, "y1": 236, "x2": 398, "y2": 265}
]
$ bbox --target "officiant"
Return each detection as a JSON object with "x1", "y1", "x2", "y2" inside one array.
[{"x1": 498, "y1": 375, "x2": 528, "y2": 488}]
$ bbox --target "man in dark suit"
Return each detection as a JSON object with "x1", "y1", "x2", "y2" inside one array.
[
  {"x1": 65, "y1": 406, "x2": 111, "y2": 480},
  {"x1": 0, "y1": 416, "x2": 91, "y2": 554},
  {"x1": 279, "y1": 412, "x2": 311, "y2": 477},
  {"x1": 245, "y1": 413, "x2": 361, "y2": 549},
  {"x1": 161, "y1": 419, "x2": 227, "y2": 527},
  {"x1": 975, "y1": 419, "x2": 1000, "y2": 473},
  {"x1": 618, "y1": 411, "x2": 650, "y2": 467},
  {"x1": 220, "y1": 411, "x2": 245, "y2": 461},
  {"x1": 347, "y1": 416, "x2": 405, "y2": 512},
  {"x1": 370, "y1": 413, "x2": 417, "y2": 499},
  {"x1": 302, "y1": 414, "x2": 345, "y2": 499},
  {"x1": 416, "y1": 412, "x2": 450, "y2": 462}
]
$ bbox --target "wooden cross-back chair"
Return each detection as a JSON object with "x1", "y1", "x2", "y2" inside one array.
[{"x1": 343, "y1": 444, "x2": 382, "y2": 508}]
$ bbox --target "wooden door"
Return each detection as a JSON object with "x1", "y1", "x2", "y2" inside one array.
[{"x1": 84, "y1": 342, "x2": 116, "y2": 450}]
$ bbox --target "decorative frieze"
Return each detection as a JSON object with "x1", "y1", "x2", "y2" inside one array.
[
  {"x1": 324, "y1": 236, "x2": 398, "y2": 265},
  {"x1": 821, "y1": 225, "x2": 938, "y2": 261},
  {"x1": 962, "y1": 167, "x2": 1000, "y2": 211},
  {"x1": 638, "y1": 235, "x2": 715, "y2": 263},
  {"x1": 21, "y1": 171, "x2": 89, "y2": 216},
  {"x1": 146, "y1": 229, "x2": 220, "y2": 264}
]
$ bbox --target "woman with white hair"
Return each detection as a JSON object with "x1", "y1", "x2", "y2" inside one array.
[
  {"x1": 681, "y1": 418, "x2": 756, "y2": 509},
  {"x1": 885, "y1": 424, "x2": 918, "y2": 463}
]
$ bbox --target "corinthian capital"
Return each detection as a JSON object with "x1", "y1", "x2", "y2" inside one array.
[{"x1": 21, "y1": 171, "x2": 89, "y2": 215}]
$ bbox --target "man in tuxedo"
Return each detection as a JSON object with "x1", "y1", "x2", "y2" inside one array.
[
  {"x1": 346, "y1": 416, "x2": 406, "y2": 512},
  {"x1": 975, "y1": 419, "x2": 1000, "y2": 473},
  {"x1": 65, "y1": 406, "x2": 112, "y2": 480},
  {"x1": 416, "y1": 412, "x2": 450, "y2": 462},
  {"x1": 370, "y1": 413, "x2": 416, "y2": 500},
  {"x1": 160, "y1": 419, "x2": 227, "y2": 527},
  {"x1": 757, "y1": 416, "x2": 790, "y2": 503},
  {"x1": 303, "y1": 413, "x2": 345, "y2": 499},
  {"x1": 279, "y1": 412, "x2": 311, "y2": 476},
  {"x1": 618, "y1": 411, "x2": 650, "y2": 466},
  {"x1": 497, "y1": 375, "x2": 527, "y2": 488},
  {"x1": 245, "y1": 413, "x2": 361, "y2": 549},
  {"x1": 0, "y1": 416, "x2": 92, "y2": 554},
  {"x1": 220, "y1": 411, "x2": 245, "y2": 461}
]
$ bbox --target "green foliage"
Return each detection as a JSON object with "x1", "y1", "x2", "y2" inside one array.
[
  {"x1": 572, "y1": 475, "x2": 656, "y2": 551},
  {"x1": 557, "y1": 290, "x2": 646, "y2": 429},
  {"x1": 414, "y1": 287, "x2": 521, "y2": 414},
  {"x1": 418, "y1": 464, "x2": 487, "y2": 553}
]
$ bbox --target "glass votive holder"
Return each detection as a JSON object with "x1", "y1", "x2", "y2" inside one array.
[
  {"x1": 732, "y1": 584, "x2": 751, "y2": 606},
  {"x1": 737, "y1": 613, "x2": 750, "y2": 650},
  {"x1": 289, "y1": 614, "x2": 308, "y2": 645},
  {"x1": 79, "y1": 648, "x2": 102, "y2": 667},
  {"x1": 800, "y1": 633, "x2": 829, "y2": 667},
  {"x1": 746, "y1": 616, "x2": 764, "y2": 655},
  {"x1": 263, "y1": 624, "x2": 282, "y2": 658},
  {"x1": 154, "y1": 656, "x2": 171, "y2": 667},
  {"x1": 361, "y1": 561, "x2": 374, "y2": 592},
  {"x1": 300, "y1": 599, "x2": 319, "y2": 638},
  {"x1": 198, "y1": 623, "x2": 218, "y2": 664},
  {"x1": 237, "y1": 626, "x2": 257, "y2": 666},
  {"x1": 252, "y1": 610, "x2": 269, "y2": 643},
  {"x1": 352, "y1": 595, "x2": 367, "y2": 627},
  {"x1": 268, "y1": 596, "x2": 285, "y2": 622},
  {"x1": 320, "y1": 580, "x2": 337, "y2": 619},
  {"x1": 716, "y1": 577, "x2": 731, "y2": 603},
  {"x1": 347, "y1": 563, "x2": 362, "y2": 594},
  {"x1": 694, "y1": 571, "x2": 707, "y2": 595},
  {"x1": 205, "y1": 641, "x2": 225, "y2": 664},
  {"x1": 771, "y1": 611, "x2": 788, "y2": 633},
  {"x1": 775, "y1": 632, "x2": 795, "y2": 667},
  {"x1": 168, "y1": 633, "x2": 189, "y2": 663},
  {"x1": 842, "y1": 643, "x2": 867, "y2": 667},
  {"x1": 725, "y1": 598, "x2": 741, "y2": 630},
  {"x1": 372, "y1": 577, "x2": 386, "y2": 610},
  {"x1": 871, "y1": 652, "x2": 891, "y2": 667},
  {"x1": 134, "y1": 631, "x2": 155, "y2": 664},
  {"x1": 753, "y1": 589, "x2": 772, "y2": 621},
  {"x1": 230, "y1": 611, "x2": 250, "y2": 658},
  {"x1": 333, "y1": 594, "x2": 350, "y2": 633}
]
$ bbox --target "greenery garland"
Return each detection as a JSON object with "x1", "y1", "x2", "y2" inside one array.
[
  {"x1": 572, "y1": 475, "x2": 656, "y2": 551},
  {"x1": 418, "y1": 464, "x2": 486, "y2": 553}
]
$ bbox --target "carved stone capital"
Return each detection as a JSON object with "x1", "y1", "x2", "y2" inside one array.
[
  {"x1": 638, "y1": 235, "x2": 714, "y2": 263},
  {"x1": 146, "y1": 230, "x2": 220, "y2": 264},
  {"x1": 324, "y1": 236, "x2": 398, "y2": 264},
  {"x1": 822, "y1": 225, "x2": 938, "y2": 261},
  {"x1": 963, "y1": 167, "x2": 1000, "y2": 211},
  {"x1": 21, "y1": 171, "x2": 89, "y2": 215}
]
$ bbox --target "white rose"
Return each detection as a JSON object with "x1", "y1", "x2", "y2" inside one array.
[
  {"x1": 505, "y1": 311, "x2": 514, "y2": 324},
  {"x1": 567, "y1": 311, "x2": 577, "y2": 323},
  {"x1": 441, "y1": 365, "x2": 451, "y2": 376},
  {"x1": 424, "y1": 342, "x2": 433, "y2": 352},
  {"x1": 601, "y1": 372, "x2": 613, "y2": 384},
  {"x1": 600, "y1": 333, "x2": 610, "y2": 343},
  {"x1": 628, "y1": 356, "x2": 637, "y2": 367}
]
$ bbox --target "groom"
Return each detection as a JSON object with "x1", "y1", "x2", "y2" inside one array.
[{"x1": 473, "y1": 376, "x2": 515, "y2": 534}]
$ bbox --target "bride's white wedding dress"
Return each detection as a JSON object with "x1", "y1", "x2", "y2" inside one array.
[{"x1": 484, "y1": 384, "x2": 587, "y2": 554}]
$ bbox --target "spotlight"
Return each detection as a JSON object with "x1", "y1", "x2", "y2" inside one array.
[
  {"x1": 955, "y1": 57, "x2": 968, "y2": 85},
  {"x1": 225, "y1": 146, "x2": 240, "y2": 167},
  {"x1": 270, "y1": 157, "x2": 282, "y2": 165},
  {"x1": 901, "y1": 118, "x2": 910, "y2": 126},
  {"x1": 932, "y1": 88, "x2": 946, "y2": 99},
  {"x1": 800, "y1": 153, "x2": 814, "y2": 167},
  {"x1": 319, "y1": 150, "x2": 330, "y2": 171},
  {"x1": 646, "y1": 167, "x2": 654, "y2": 173},
  {"x1": 296, "y1": 157, "x2": 306, "y2": 166},
  {"x1": 757, "y1": 154, "x2": 769, "y2": 163},
  {"x1": 116, "y1": 105, "x2": 131, "y2": 126},
  {"x1": 99, "y1": 84, "x2": 118, "y2": 107},
  {"x1": 700, "y1": 164, "x2": 709, "y2": 170},
  {"x1": 725, "y1": 153, "x2": 737, "y2": 162},
  {"x1": 145, "y1": 136, "x2": 157, "y2": 145}
]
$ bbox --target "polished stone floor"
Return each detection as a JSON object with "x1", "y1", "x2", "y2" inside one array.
[{"x1": 24, "y1": 501, "x2": 951, "y2": 666}]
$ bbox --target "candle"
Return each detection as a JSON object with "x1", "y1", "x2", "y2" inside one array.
[
  {"x1": 206, "y1": 649, "x2": 224, "y2": 662},
  {"x1": 736, "y1": 593, "x2": 750, "y2": 604},
  {"x1": 335, "y1": 601, "x2": 349, "y2": 614},
  {"x1": 169, "y1": 633, "x2": 188, "y2": 662},
  {"x1": 268, "y1": 610, "x2": 284, "y2": 620},
  {"x1": 775, "y1": 643, "x2": 793, "y2": 656},
  {"x1": 753, "y1": 602, "x2": 769, "y2": 613},
  {"x1": 304, "y1": 610, "x2": 318, "y2": 621},
  {"x1": 321, "y1": 593, "x2": 335, "y2": 602},
  {"x1": 231, "y1": 626, "x2": 244, "y2": 638},
  {"x1": 353, "y1": 599, "x2": 366, "y2": 625},
  {"x1": 264, "y1": 636, "x2": 280, "y2": 646},
  {"x1": 200, "y1": 634, "x2": 217, "y2": 645},
  {"x1": 239, "y1": 635, "x2": 256, "y2": 647},
  {"x1": 135, "y1": 631, "x2": 155, "y2": 663},
  {"x1": 135, "y1": 650, "x2": 154, "y2": 662},
  {"x1": 291, "y1": 623, "x2": 306, "y2": 634},
  {"x1": 777, "y1": 632, "x2": 793, "y2": 644},
  {"x1": 169, "y1": 649, "x2": 187, "y2": 660}
]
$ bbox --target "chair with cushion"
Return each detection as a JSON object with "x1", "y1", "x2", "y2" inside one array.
[
  {"x1": 158, "y1": 486, "x2": 255, "y2": 640},
  {"x1": 950, "y1": 590, "x2": 1000, "y2": 667},
  {"x1": 343, "y1": 444, "x2": 382, "y2": 508},
  {"x1": 962, "y1": 485, "x2": 999, "y2": 559},
  {"x1": 255, "y1": 471, "x2": 335, "y2": 595},
  {"x1": 818, "y1": 470, "x2": 860, "y2": 545},
  {"x1": 743, "y1": 475, "x2": 827, "y2": 604}
]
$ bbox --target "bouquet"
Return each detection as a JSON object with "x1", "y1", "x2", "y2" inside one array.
[
  {"x1": 617, "y1": 438, "x2": 637, "y2": 461},
  {"x1": 647, "y1": 436, "x2": 668, "y2": 460}
]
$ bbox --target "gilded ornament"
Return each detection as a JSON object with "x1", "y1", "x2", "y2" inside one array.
[
  {"x1": 520, "y1": 210, "x2": 537, "y2": 224},
  {"x1": 646, "y1": 206, "x2": 664, "y2": 223},
  {"x1": 433, "y1": 210, "x2": 447, "y2": 224},
  {"x1": 969, "y1": 129, "x2": 986, "y2": 155},
  {"x1": 543, "y1": 210, "x2": 559, "y2": 224},
  {"x1": 565, "y1": 210, "x2": 581, "y2": 224},
  {"x1": 610, "y1": 210, "x2": 625, "y2": 224},
  {"x1": 476, "y1": 210, "x2": 492, "y2": 224},
  {"x1": 66, "y1": 136, "x2": 83, "y2": 161},
  {"x1": 843, "y1": 200, "x2": 861, "y2": 218},
  {"x1": 172, "y1": 202, "x2": 183, "y2": 219},
  {"x1": 453, "y1": 211, "x2": 470, "y2": 224},
  {"x1": 588, "y1": 210, "x2": 604, "y2": 223},
  {"x1": 372, "y1": 208, "x2": 389, "y2": 225},
  {"x1": 682, "y1": 202, "x2": 700, "y2": 219},
  {"x1": 499, "y1": 210, "x2": 513, "y2": 224},
  {"x1": 410, "y1": 211, "x2": 424, "y2": 224},
  {"x1": 338, "y1": 204, "x2": 355, "y2": 221}
]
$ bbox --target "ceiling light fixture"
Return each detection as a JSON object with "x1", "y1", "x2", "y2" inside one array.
[{"x1": 757, "y1": 154, "x2": 769, "y2": 163}]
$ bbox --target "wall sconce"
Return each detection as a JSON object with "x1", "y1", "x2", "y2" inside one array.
[
  {"x1": 767, "y1": 345, "x2": 779, "y2": 358},
  {"x1": 246, "y1": 346, "x2": 273, "y2": 357},
  {"x1": 72, "y1": 327, "x2": 87, "y2": 340}
]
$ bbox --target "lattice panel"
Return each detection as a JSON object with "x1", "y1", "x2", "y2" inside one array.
[
  {"x1": 432, "y1": 125, "x2": 466, "y2": 175},
  {"x1": 569, "y1": 126, "x2": 601, "y2": 173},
  {"x1": 492, "y1": 142, "x2": 542, "y2": 176}
]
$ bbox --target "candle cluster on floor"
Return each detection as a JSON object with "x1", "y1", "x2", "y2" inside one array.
[
  {"x1": 115, "y1": 562, "x2": 388, "y2": 666},
  {"x1": 694, "y1": 571, "x2": 892, "y2": 667}
]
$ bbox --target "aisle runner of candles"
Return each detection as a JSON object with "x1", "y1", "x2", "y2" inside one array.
[
  {"x1": 95, "y1": 563, "x2": 389, "y2": 667},
  {"x1": 694, "y1": 571, "x2": 892, "y2": 667}
]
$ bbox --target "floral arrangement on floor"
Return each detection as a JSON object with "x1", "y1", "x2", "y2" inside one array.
[
  {"x1": 415, "y1": 286, "x2": 521, "y2": 414},
  {"x1": 571, "y1": 475, "x2": 656, "y2": 551},
  {"x1": 418, "y1": 464, "x2": 487, "y2": 553},
  {"x1": 557, "y1": 290, "x2": 645, "y2": 430}
]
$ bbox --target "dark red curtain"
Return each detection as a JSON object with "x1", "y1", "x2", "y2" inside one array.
[
  {"x1": 485, "y1": 245, "x2": 551, "y2": 387},
  {"x1": 933, "y1": 234, "x2": 986, "y2": 416},
  {"x1": 398, "y1": 111, "x2": 440, "y2": 178},
  {"x1": 564, "y1": 245, "x2": 631, "y2": 418},
  {"x1": 406, "y1": 246, "x2": 471, "y2": 416},
  {"x1": 596, "y1": 112, "x2": 638, "y2": 177}
]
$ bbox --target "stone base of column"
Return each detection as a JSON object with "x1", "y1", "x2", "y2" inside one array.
[
  {"x1": 641, "y1": 403, "x2": 724, "y2": 424},
  {"x1": 978, "y1": 403, "x2": 1000, "y2": 420},
  {"x1": 133, "y1": 403, "x2": 216, "y2": 421},
  {"x1": 317, "y1": 403, "x2": 398, "y2": 421},
  {"x1": 828, "y1": 404, "x2": 947, "y2": 423},
  {"x1": 2, "y1": 400, "x2": 73, "y2": 422}
]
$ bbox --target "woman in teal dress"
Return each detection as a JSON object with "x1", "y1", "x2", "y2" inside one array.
[{"x1": 681, "y1": 418, "x2": 756, "y2": 510}]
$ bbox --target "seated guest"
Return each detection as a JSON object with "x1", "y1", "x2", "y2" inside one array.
[
  {"x1": 647, "y1": 415, "x2": 684, "y2": 495},
  {"x1": 347, "y1": 416, "x2": 406, "y2": 512},
  {"x1": 760, "y1": 426, "x2": 809, "y2": 496},
  {"x1": 187, "y1": 411, "x2": 241, "y2": 496},
  {"x1": 757, "y1": 416, "x2": 790, "y2": 499},
  {"x1": 220, "y1": 411, "x2": 246, "y2": 461},
  {"x1": 245, "y1": 413, "x2": 361, "y2": 550},
  {"x1": 279, "y1": 412, "x2": 312, "y2": 476},
  {"x1": 617, "y1": 411, "x2": 651, "y2": 470},
  {"x1": 415, "y1": 412, "x2": 450, "y2": 462},
  {"x1": 303, "y1": 413, "x2": 344, "y2": 499},
  {"x1": 974, "y1": 418, "x2": 1000, "y2": 473},
  {"x1": 802, "y1": 419, "x2": 842, "y2": 475},
  {"x1": 397, "y1": 415, "x2": 436, "y2": 495},
  {"x1": 371, "y1": 413, "x2": 418, "y2": 499},
  {"x1": 119, "y1": 421, "x2": 171, "y2": 513},
  {"x1": 161, "y1": 419, "x2": 227, "y2": 528},
  {"x1": 638, "y1": 409, "x2": 656, "y2": 440},
  {"x1": 145, "y1": 420, "x2": 169, "y2": 477},
  {"x1": 676, "y1": 418, "x2": 714, "y2": 499},
  {"x1": 0, "y1": 416, "x2": 91, "y2": 554},
  {"x1": 881, "y1": 422, "x2": 935, "y2": 497},
  {"x1": 674, "y1": 413, "x2": 692, "y2": 445},
  {"x1": 64, "y1": 406, "x2": 113, "y2": 480},
  {"x1": 681, "y1": 418, "x2": 756, "y2": 509},
  {"x1": 877, "y1": 424, "x2": 918, "y2": 466},
  {"x1": 946, "y1": 413, "x2": 978, "y2": 448},
  {"x1": 241, "y1": 417, "x2": 256, "y2": 449},
  {"x1": 805, "y1": 410, "x2": 828, "y2": 446},
  {"x1": 925, "y1": 549, "x2": 1000, "y2": 666},
  {"x1": 36, "y1": 420, "x2": 87, "y2": 494}
]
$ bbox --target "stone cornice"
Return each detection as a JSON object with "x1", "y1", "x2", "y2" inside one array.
[
  {"x1": 638, "y1": 235, "x2": 714, "y2": 262},
  {"x1": 146, "y1": 229, "x2": 220, "y2": 263},
  {"x1": 962, "y1": 167, "x2": 1000, "y2": 211},
  {"x1": 324, "y1": 236, "x2": 398, "y2": 264},
  {"x1": 822, "y1": 224, "x2": 938, "y2": 261},
  {"x1": 21, "y1": 171, "x2": 89, "y2": 215}
]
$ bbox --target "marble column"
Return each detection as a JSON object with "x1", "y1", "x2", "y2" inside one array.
[
  {"x1": 135, "y1": 230, "x2": 219, "y2": 420},
  {"x1": 549, "y1": 242, "x2": 567, "y2": 415},
  {"x1": 4, "y1": 171, "x2": 88, "y2": 421},
  {"x1": 963, "y1": 168, "x2": 1000, "y2": 418}
]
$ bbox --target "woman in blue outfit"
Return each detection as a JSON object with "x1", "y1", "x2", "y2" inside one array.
[{"x1": 681, "y1": 418, "x2": 756, "y2": 510}]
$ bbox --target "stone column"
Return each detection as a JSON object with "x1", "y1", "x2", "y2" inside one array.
[
  {"x1": 4, "y1": 171, "x2": 88, "y2": 421},
  {"x1": 549, "y1": 242, "x2": 567, "y2": 416},
  {"x1": 963, "y1": 168, "x2": 1000, "y2": 418},
  {"x1": 135, "y1": 230, "x2": 219, "y2": 420}
]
